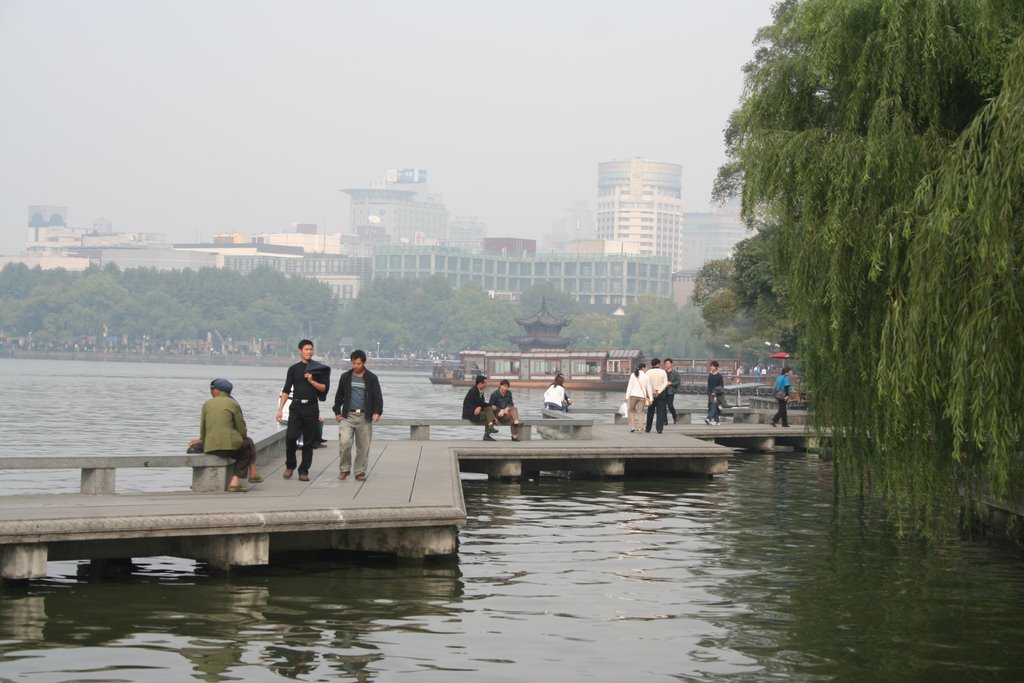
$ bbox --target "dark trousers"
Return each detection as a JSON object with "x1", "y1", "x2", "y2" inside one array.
[
  {"x1": 771, "y1": 398, "x2": 789, "y2": 427},
  {"x1": 645, "y1": 394, "x2": 668, "y2": 433},
  {"x1": 208, "y1": 437, "x2": 255, "y2": 478},
  {"x1": 286, "y1": 402, "x2": 319, "y2": 473},
  {"x1": 666, "y1": 392, "x2": 677, "y2": 421}
]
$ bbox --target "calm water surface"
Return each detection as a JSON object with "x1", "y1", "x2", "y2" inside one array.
[{"x1": 0, "y1": 359, "x2": 1022, "y2": 682}]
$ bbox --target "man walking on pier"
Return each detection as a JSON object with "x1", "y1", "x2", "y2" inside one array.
[
  {"x1": 645, "y1": 358, "x2": 669, "y2": 433},
  {"x1": 276, "y1": 339, "x2": 330, "y2": 481},
  {"x1": 705, "y1": 360, "x2": 724, "y2": 426},
  {"x1": 333, "y1": 349, "x2": 384, "y2": 481},
  {"x1": 664, "y1": 358, "x2": 681, "y2": 424}
]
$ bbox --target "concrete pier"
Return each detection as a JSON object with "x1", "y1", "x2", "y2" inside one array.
[{"x1": 0, "y1": 418, "x2": 823, "y2": 580}]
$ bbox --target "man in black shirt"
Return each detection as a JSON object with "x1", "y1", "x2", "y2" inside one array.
[
  {"x1": 705, "y1": 360, "x2": 724, "y2": 426},
  {"x1": 463, "y1": 375, "x2": 498, "y2": 441},
  {"x1": 275, "y1": 339, "x2": 330, "y2": 480}
]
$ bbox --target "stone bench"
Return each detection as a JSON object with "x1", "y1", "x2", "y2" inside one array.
[
  {"x1": 376, "y1": 416, "x2": 594, "y2": 441},
  {"x1": 0, "y1": 429, "x2": 287, "y2": 495}
]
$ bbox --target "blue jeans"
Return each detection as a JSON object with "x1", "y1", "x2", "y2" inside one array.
[{"x1": 707, "y1": 396, "x2": 720, "y2": 422}]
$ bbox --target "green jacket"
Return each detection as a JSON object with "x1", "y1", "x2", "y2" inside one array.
[
  {"x1": 199, "y1": 393, "x2": 247, "y2": 452},
  {"x1": 666, "y1": 368, "x2": 681, "y2": 395}
]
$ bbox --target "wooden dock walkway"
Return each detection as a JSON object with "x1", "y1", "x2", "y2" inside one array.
[{"x1": 0, "y1": 418, "x2": 824, "y2": 580}]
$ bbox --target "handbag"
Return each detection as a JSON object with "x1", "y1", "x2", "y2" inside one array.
[
  {"x1": 774, "y1": 391, "x2": 787, "y2": 401},
  {"x1": 618, "y1": 401, "x2": 628, "y2": 416}
]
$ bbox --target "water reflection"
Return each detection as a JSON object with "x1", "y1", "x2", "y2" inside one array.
[
  {"x1": 2, "y1": 359, "x2": 1023, "y2": 681},
  {"x1": 0, "y1": 558, "x2": 463, "y2": 681}
]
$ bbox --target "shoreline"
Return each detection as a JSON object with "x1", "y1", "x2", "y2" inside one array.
[{"x1": 0, "y1": 350, "x2": 433, "y2": 371}]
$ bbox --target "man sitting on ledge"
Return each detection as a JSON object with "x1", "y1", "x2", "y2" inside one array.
[
  {"x1": 188, "y1": 378, "x2": 261, "y2": 492},
  {"x1": 463, "y1": 375, "x2": 499, "y2": 441},
  {"x1": 489, "y1": 378, "x2": 522, "y2": 441}
]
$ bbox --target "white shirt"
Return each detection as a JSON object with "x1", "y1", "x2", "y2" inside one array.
[
  {"x1": 626, "y1": 371, "x2": 651, "y2": 399},
  {"x1": 647, "y1": 367, "x2": 669, "y2": 395},
  {"x1": 544, "y1": 385, "x2": 567, "y2": 405}
]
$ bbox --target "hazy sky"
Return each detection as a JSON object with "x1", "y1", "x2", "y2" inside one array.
[{"x1": 0, "y1": 0, "x2": 775, "y2": 256}]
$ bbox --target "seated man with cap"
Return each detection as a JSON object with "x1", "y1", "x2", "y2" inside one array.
[
  {"x1": 188, "y1": 378, "x2": 262, "y2": 492},
  {"x1": 462, "y1": 375, "x2": 499, "y2": 441}
]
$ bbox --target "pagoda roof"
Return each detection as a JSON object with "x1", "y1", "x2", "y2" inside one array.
[
  {"x1": 510, "y1": 335, "x2": 571, "y2": 351},
  {"x1": 515, "y1": 299, "x2": 570, "y2": 328}
]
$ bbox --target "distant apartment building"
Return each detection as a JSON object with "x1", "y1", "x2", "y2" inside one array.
[
  {"x1": 372, "y1": 244, "x2": 671, "y2": 307},
  {"x1": 224, "y1": 253, "x2": 371, "y2": 304},
  {"x1": 543, "y1": 200, "x2": 596, "y2": 253},
  {"x1": 253, "y1": 223, "x2": 343, "y2": 255},
  {"x1": 25, "y1": 205, "x2": 84, "y2": 251},
  {"x1": 444, "y1": 216, "x2": 488, "y2": 251},
  {"x1": 679, "y1": 201, "x2": 748, "y2": 272},
  {"x1": 596, "y1": 159, "x2": 684, "y2": 271},
  {"x1": 483, "y1": 238, "x2": 537, "y2": 258},
  {"x1": 341, "y1": 168, "x2": 448, "y2": 246}
]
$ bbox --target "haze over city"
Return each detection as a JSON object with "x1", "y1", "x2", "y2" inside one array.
[{"x1": 0, "y1": 0, "x2": 775, "y2": 257}]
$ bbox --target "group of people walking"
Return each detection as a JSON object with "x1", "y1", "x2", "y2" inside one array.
[
  {"x1": 189, "y1": 339, "x2": 384, "y2": 491},
  {"x1": 625, "y1": 359, "x2": 795, "y2": 430}
]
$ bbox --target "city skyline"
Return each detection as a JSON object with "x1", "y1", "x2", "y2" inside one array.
[{"x1": 0, "y1": 1, "x2": 775, "y2": 256}]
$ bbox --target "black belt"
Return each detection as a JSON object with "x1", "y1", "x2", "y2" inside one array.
[
  {"x1": 350, "y1": 409, "x2": 365, "y2": 414},
  {"x1": 293, "y1": 398, "x2": 316, "y2": 404}
]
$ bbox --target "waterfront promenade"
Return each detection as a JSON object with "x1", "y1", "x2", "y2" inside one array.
[{"x1": 0, "y1": 419, "x2": 820, "y2": 580}]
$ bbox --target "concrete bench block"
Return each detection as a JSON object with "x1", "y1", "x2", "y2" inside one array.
[
  {"x1": 192, "y1": 465, "x2": 230, "y2": 493},
  {"x1": 81, "y1": 468, "x2": 116, "y2": 494}
]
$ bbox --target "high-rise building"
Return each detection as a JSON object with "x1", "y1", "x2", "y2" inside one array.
[
  {"x1": 341, "y1": 168, "x2": 448, "y2": 246},
  {"x1": 679, "y1": 201, "x2": 748, "y2": 272},
  {"x1": 596, "y1": 158, "x2": 683, "y2": 271}
]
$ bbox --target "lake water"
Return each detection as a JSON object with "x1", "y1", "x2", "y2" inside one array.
[{"x1": 1, "y1": 358, "x2": 1022, "y2": 682}]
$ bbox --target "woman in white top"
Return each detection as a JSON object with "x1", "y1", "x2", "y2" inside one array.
[
  {"x1": 543, "y1": 373, "x2": 572, "y2": 411},
  {"x1": 624, "y1": 363, "x2": 652, "y2": 432}
]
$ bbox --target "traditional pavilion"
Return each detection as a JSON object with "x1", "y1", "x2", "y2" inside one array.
[{"x1": 511, "y1": 299, "x2": 571, "y2": 351}]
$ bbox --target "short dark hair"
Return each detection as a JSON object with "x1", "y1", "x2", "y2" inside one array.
[
  {"x1": 782, "y1": 365, "x2": 792, "y2": 374},
  {"x1": 499, "y1": 379, "x2": 510, "y2": 387},
  {"x1": 298, "y1": 339, "x2": 314, "y2": 350},
  {"x1": 350, "y1": 349, "x2": 367, "y2": 362},
  {"x1": 710, "y1": 360, "x2": 720, "y2": 368},
  {"x1": 664, "y1": 357, "x2": 673, "y2": 363},
  {"x1": 651, "y1": 358, "x2": 661, "y2": 367}
]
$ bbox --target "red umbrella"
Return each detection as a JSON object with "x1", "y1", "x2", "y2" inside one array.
[{"x1": 769, "y1": 351, "x2": 791, "y2": 359}]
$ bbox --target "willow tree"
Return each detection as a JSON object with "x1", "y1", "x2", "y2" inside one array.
[{"x1": 718, "y1": 0, "x2": 1024, "y2": 536}]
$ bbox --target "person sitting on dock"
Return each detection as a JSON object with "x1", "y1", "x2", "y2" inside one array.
[
  {"x1": 543, "y1": 373, "x2": 572, "y2": 412},
  {"x1": 489, "y1": 379, "x2": 522, "y2": 441},
  {"x1": 188, "y1": 378, "x2": 261, "y2": 492},
  {"x1": 463, "y1": 375, "x2": 499, "y2": 441}
]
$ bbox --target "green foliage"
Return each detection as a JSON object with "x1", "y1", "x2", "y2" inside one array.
[
  {"x1": 694, "y1": 228, "x2": 799, "y2": 361},
  {"x1": 564, "y1": 313, "x2": 622, "y2": 350},
  {"x1": 0, "y1": 263, "x2": 340, "y2": 350},
  {"x1": 518, "y1": 282, "x2": 581, "y2": 319},
  {"x1": 722, "y1": 0, "x2": 1024, "y2": 536}
]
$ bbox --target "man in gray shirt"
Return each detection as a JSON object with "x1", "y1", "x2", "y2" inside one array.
[{"x1": 332, "y1": 349, "x2": 384, "y2": 481}]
